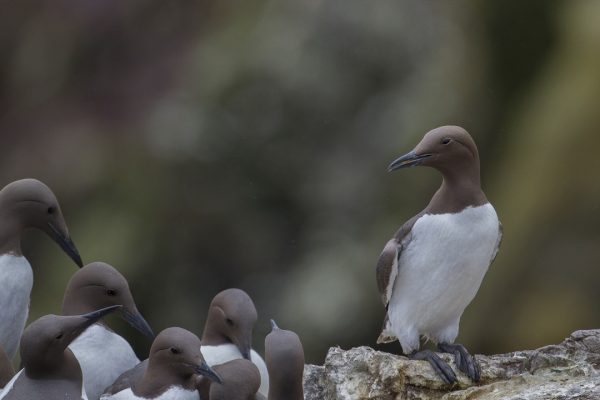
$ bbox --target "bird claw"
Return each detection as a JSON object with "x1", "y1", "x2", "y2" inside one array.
[
  {"x1": 438, "y1": 343, "x2": 480, "y2": 382},
  {"x1": 410, "y1": 349, "x2": 458, "y2": 385}
]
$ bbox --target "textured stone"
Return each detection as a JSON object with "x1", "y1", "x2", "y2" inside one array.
[{"x1": 303, "y1": 330, "x2": 600, "y2": 399}]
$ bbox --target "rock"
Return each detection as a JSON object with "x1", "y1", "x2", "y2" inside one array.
[{"x1": 303, "y1": 330, "x2": 600, "y2": 399}]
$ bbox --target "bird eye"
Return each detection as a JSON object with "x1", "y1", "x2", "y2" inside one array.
[
  {"x1": 106, "y1": 289, "x2": 116, "y2": 296},
  {"x1": 170, "y1": 347, "x2": 180, "y2": 354},
  {"x1": 55, "y1": 333, "x2": 63, "y2": 340},
  {"x1": 47, "y1": 207, "x2": 54, "y2": 214},
  {"x1": 441, "y1": 138, "x2": 452, "y2": 145},
  {"x1": 225, "y1": 318, "x2": 234, "y2": 326}
]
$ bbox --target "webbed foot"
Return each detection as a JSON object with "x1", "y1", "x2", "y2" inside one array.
[
  {"x1": 438, "y1": 342, "x2": 480, "y2": 382},
  {"x1": 410, "y1": 349, "x2": 457, "y2": 385}
]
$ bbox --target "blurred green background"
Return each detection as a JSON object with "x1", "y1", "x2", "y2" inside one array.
[{"x1": 2, "y1": 0, "x2": 600, "y2": 365}]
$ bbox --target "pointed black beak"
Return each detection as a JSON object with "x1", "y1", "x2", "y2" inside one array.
[
  {"x1": 122, "y1": 309, "x2": 155, "y2": 339},
  {"x1": 58, "y1": 305, "x2": 122, "y2": 349},
  {"x1": 193, "y1": 361, "x2": 222, "y2": 384},
  {"x1": 388, "y1": 151, "x2": 432, "y2": 172},
  {"x1": 232, "y1": 332, "x2": 252, "y2": 360},
  {"x1": 270, "y1": 319, "x2": 280, "y2": 331},
  {"x1": 82, "y1": 305, "x2": 122, "y2": 322},
  {"x1": 240, "y1": 347, "x2": 251, "y2": 360},
  {"x1": 47, "y1": 223, "x2": 83, "y2": 267},
  {"x1": 70, "y1": 305, "x2": 122, "y2": 339},
  {"x1": 236, "y1": 340, "x2": 252, "y2": 360}
]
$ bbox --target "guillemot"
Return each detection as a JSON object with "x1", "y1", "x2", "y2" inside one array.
[
  {"x1": 376, "y1": 126, "x2": 502, "y2": 384},
  {"x1": 62, "y1": 262, "x2": 154, "y2": 400},
  {"x1": 101, "y1": 327, "x2": 221, "y2": 400},
  {"x1": 0, "y1": 179, "x2": 83, "y2": 359},
  {"x1": 200, "y1": 289, "x2": 269, "y2": 397},
  {"x1": 264, "y1": 320, "x2": 304, "y2": 400},
  {"x1": 0, "y1": 305, "x2": 120, "y2": 400}
]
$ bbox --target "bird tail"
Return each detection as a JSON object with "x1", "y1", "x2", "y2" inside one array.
[{"x1": 377, "y1": 314, "x2": 397, "y2": 344}]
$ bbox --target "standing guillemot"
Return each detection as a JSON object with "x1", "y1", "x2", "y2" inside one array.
[
  {"x1": 195, "y1": 359, "x2": 261, "y2": 400},
  {"x1": 101, "y1": 327, "x2": 221, "y2": 400},
  {"x1": 264, "y1": 320, "x2": 304, "y2": 400},
  {"x1": 0, "y1": 305, "x2": 120, "y2": 400},
  {"x1": 376, "y1": 126, "x2": 502, "y2": 384},
  {"x1": 200, "y1": 289, "x2": 269, "y2": 397},
  {"x1": 62, "y1": 262, "x2": 154, "y2": 400},
  {"x1": 0, "y1": 179, "x2": 83, "y2": 359}
]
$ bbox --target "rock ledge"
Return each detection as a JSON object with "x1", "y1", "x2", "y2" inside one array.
[{"x1": 303, "y1": 330, "x2": 600, "y2": 399}]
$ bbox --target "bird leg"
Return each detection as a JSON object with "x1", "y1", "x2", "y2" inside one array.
[
  {"x1": 409, "y1": 349, "x2": 457, "y2": 385},
  {"x1": 437, "y1": 342, "x2": 480, "y2": 382}
]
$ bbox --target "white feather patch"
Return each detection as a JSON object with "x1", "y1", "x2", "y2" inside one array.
[
  {"x1": 387, "y1": 203, "x2": 500, "y2": 354},
  {"x1": 0, "y1": 255, "x2": 33, "y2": 359}
]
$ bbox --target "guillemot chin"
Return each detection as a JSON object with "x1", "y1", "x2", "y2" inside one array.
[
  {"x1": 200, "y1": 288, "x2": 269, "y2": 397},
  {"x1": 101, "y1": 327, "x2": 221, "y2": 400},
  {"x1": 0, "y1": 179, "x2": 83, "y2": 359},
  {"x1": 62, "y1": 261, "x2": 154, "y2": 400},
  {"x1": 376, "y1": 126, "x2": 502, "y2": 384},
  {"x1": 0, "y1": 305, "x2": 121, "y2": 400}
]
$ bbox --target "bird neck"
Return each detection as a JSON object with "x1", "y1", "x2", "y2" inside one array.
[
  {"x1": 25, "y1": 349, "x2": 82, "y2": 382},
  {"x1": 201, "y1": 313, "x2": 227, "y2": 346},
  {"x1": 267, "y1": 353, "x2": 304, "y2": 400},
  {"x1": 427, "y1": 167, "x2": 487, "y2": 214},
  {"x1": 0, "y1": 208, "x2": 23, "y2": 256}
]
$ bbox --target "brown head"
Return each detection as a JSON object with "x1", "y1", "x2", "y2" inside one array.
[
  {"x1": 265, "y1": 320, "x2": 304, "y2": 400},
  {"x1": 206, "y1": 359, "x2": 261, "y2": 400},
  {"x1": 20, "y1": 306, "x2": 120, "y2": 380},
  {"x1": 61, "y1": 261, "x2": 154, "y2": 338},
  {"x1": 0, "y1": 179, "x2": 82, "y2": 266},
  {"x1": 201, "y1": 288, "x2": 258, "y2": 360},
  {"x1": 388, "y1": 126, "x2": 487, "y2": 213},
  {"x1": 136, "y1": 327, "x2": 221, "y2": 397},
  {"x1": 388, "y1": 126, "x2": 480, "y2": 183}
]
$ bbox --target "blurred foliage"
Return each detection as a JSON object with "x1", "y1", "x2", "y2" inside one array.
[{"x1": 1, "y1": 0, "x2": 599, "y2": 365}]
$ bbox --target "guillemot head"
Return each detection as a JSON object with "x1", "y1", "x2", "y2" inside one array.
[
  {"x1": 388, "y1": 126, "x2": 480, "y2": 176},
  {"x1": 20, "y1": 305, "x2": 120, "y2": 378},
  {"x1": 201, "y1": 288, "x2": 258, "y2": 360},
  {"x1": 0, "y1": 179, "x2": 83, "y2": 266},
  {"x1": 148, "y1": 327, "x2": 221, "y2": 384},
  {"x1": 61, "y1": 261, "x2": 154, "y2": 338}
]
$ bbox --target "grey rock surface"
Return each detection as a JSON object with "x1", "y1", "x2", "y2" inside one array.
[{"x1": 303, "y1": 330, "x2": 600, "y2": 399}]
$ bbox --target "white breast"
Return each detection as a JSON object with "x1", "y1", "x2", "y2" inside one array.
[
  {"x1": 201, "y1": 344, "x2": 269, "y2": 397},
  {"x1": 100, "y1": 386, "x2": 199, "y2": 400},
  {"x1": 0, "y1": 254, "x2": 33, "y2": 359},
  {"x1": 70, "y1": 324, "x2": 140, "y2": 400},
  {"x1": 388, "y1": 203, "x2": 500, "y2": 353}
]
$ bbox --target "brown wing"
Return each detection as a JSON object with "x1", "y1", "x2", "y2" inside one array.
[
  {"x1": 375, "y1": 213, "x2": 423, "y2": 343},
  {"x1": 376, "y1": 239, "x2": 400, "y2": 307},
  {"x1": 101, "y1": 359, "x2": 148, "y2": 395},
  {"x1": 490, "y1": 221, "x2": 503, "y2": 264},
  {"x1": 375, "y1": 213, "x2": 422, "y2": 307}
]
